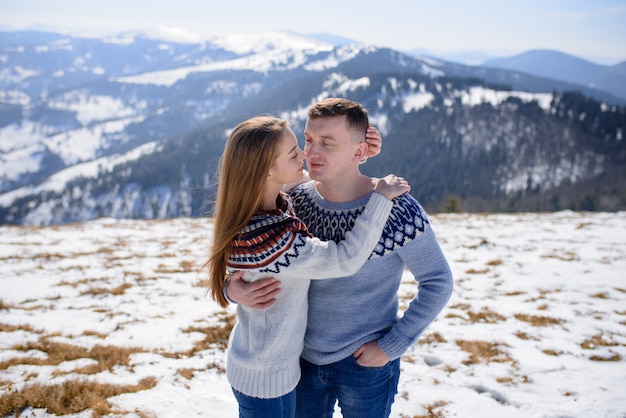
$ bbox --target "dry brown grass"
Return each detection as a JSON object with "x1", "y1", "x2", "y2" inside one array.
[
  {"x1": 179, "y1": 260, "x2": 195, "y2": 272},
  {"x1": 82, "y1": 330, "x2": 108, "y2": 339},
  {"x1": 80, "y1": 283, "x2": 133, "y2": 296},
  {"x1": 0, "y1": 377, "x2": 156, "y2": 417},
  {"x1": 456, "y1": 340, "x2": 513, "y2": 365},
  {"x1": 540, "y1": 252, "x2": 579, "y2": 261},
  {"x1": 467, "y1": 307, "x2": 507, "y2": 324},
  {"x1": 179, "y1": 312, "x2": 236, "y2": 353},
  {"x1": 134, "y1": 408, "x2": 158, "y2": 418},
  {"x1": 0, "y1": 323, "x2": 38, "y2": 333},
  {"x1": 465, "y1": 238, "x2": 489, "y2": 249},
  {"x1": 402, "y1": 400, "x2": 449, "y2": 418},
  {"x1": 194, "y1": 278, "x2": 211, "y2": 288},
  {"x1": 580, "y1": 334, "x2": 619, "y2": 350},
  {"x1": 514, "y1": 331, "x2": 539, "y2": 341},
  {"x1": 496, "y1": 374, "x2": 530, "y2": 386},
  {"x1": 178, "y1": 368, "x2": 196, "y2": 380},
  {"x1": 0, "y1": 299, "x2": 15, "y2": 310},
  {"x1": 589, "y1": 352, "x2": 622, "y2": 362},
  {"x1": 442, "y1": 365, "x2": 457, "y2": 374},
  {"x1": 465, "y1": 267, "x2": 490, "y2": 275},
  {"x1": 0, "y1": 338, "x2": 145, "y2": 374},
  {"x1": 155, "y1": 259, "x2": 196, "y2": 274},
  {"x1": 418, "y1": 332, "x2": 448, "y2": 345},
  {"x1": 504, "y1": 290, "x2": 526, "y2": 296},
  {"x1": 56, "y1": 278, "x2": 102, "y2": 288},
  {"x1": 496, "y1": 376, "x2": 515, "y2": 385},
  {"x1": 523, "y1": 288, "x2": 563, "y2": 303},
  {"x1": 514, "y1": 313, "x2": 564, "y2": 327}
]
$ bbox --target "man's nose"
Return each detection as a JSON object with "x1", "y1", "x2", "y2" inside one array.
[{"x1": 304, "y1": 143, "x2": 316, "y2": 157}]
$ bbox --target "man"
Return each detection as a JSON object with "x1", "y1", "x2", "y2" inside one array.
[{"x1": 226, "y1": 98, "x2": 453, "y2": 417}]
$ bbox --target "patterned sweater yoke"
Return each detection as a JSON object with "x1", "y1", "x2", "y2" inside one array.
[
  {"x1": 289, "y1": 181, "x2": 430, "y2": 256},
  {"x1": 228, "y1": 192, "x2": 311, "y2": 271}
]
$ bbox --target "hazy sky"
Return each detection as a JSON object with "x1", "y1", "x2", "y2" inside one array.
[{"x1": 1, "y1": 0, "x2": 625, "y2": 64}]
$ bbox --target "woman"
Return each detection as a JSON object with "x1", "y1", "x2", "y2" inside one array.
[{"x1": 206, "y1": 116, "x2": 409, "y2": 417}]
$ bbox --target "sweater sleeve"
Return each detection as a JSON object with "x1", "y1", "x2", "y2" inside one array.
[
  {"x1": 377, "y1": 224, "x2": 454, "y2": 360},
  {"x1": 234, "y1": 192, "x2": 393, "y2": 280}
]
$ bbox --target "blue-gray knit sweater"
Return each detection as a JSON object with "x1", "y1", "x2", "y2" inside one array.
[{"x1": 289, "y1": 181, "x2": 454, "y2": 364}]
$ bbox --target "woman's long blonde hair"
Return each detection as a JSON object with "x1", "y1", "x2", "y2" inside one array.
[{"x1": 205, "y1": 116, "x2": 288, "y2": 307}]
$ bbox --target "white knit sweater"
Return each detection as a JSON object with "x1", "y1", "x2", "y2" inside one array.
[{"x1": 226, "y1": 191, "x2": 393, "y2": 398}]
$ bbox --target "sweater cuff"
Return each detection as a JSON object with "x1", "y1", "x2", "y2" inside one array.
[
  {"x1": 223, "y1": 276, "x2": 236, "y2": 305},
  {"x1": 378, "y1": 329, "x2": 411, "y2": 361}
]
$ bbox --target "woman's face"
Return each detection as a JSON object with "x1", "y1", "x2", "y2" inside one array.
[{"x1": 267, "y1": 127, "x2": 306, "y2": 186}]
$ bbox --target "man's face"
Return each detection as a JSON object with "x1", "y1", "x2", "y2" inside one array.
[{"x1": 303, "y1": 115, "x2": 363, "y2": 182}]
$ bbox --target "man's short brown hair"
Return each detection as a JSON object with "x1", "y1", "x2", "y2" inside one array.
[{"x1": 308, "y1": 98, "x2": 369, "y2": 139}]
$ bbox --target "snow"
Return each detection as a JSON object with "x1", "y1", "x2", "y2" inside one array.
[
  {"x1": 0, "y1": 90, "x2": 146, "y2": 185},
  {"x1": 458, "y1": 86, "x2": 553, "y2": 111},
  {"x1": 306, "y1": 45, "x2": 375, "y2": 73},
  {"x1": 0, "y1": 122, "x2": 48, "y2": 181},
  {"x1": 10, "y1": 66, "x2": 39, "y2": 83},
  {"x1": 42, "y1": 114, "x2": 144, "y2": 165},
  {"x1": 114, "y1": 33, "x2": 334, "y2": 87},
  {"x1": 0, "y1": 141, "x2": 160, "y2": 206},
  {"x1": 403, "y1": 92, "x2": 435, "y2": 113},
  {"x1": 208, "y1": 31, "x2": 331, "y2": 55},
  {"x1": 48, "y1": 92, "x2": 139, "y2": 126},
  {"x1": 0, "y1": 90, "x2": 30, "y2": 106},
  {"x1": 500, "y1": 151, "x2": 606, "y2": 194},
  {"x1": 1, "y1": 211, "x2": 624, "y2": 417},
  {"x1": 322, "y1": 74, "x2": 371, "y2": 95},
  {"x1": 0, "y1": 141, "x2": 44, "y2": 181},
  {"x1": 113, "y1": 49, "x2": 303, "y2": 86}
]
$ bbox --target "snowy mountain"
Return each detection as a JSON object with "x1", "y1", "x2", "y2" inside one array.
[
  {"x1": 483, "y1": 50, "x2": 626, "y2": 101},
  {"x1": 1, "y1": 30, "x2": 625, "y2": 225},
  {"x1": 0, "y1": 30, "x2": 333, "y2": 192}
]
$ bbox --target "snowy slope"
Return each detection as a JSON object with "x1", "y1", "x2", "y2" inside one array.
[{"x1": 1, "y1": 211, "x2": 624, "y2": 417}]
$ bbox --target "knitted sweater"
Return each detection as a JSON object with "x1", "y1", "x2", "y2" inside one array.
[
  {"x1": 288, "y1": 181, "x2": 453, "y2": 364},
  {"x1": 226, "y1": 191, "x2": 393, "y2": 399}
]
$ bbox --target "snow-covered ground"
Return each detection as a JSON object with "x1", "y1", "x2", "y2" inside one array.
[{"x1": 1, "y1": 211, "x2": 625, "y2": 417}]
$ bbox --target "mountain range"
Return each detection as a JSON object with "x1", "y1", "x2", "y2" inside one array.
[
  {"x1": 0, "y1": 30, "x2": 624, "y2": 225},
  {"x1": 483, "y1": 50, "x2": 626, "y2": 103}
]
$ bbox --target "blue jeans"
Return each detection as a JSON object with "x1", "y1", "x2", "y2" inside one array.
[
  {"x1": 295, "y1": 355, "x2": 400, "y2": 418},
  {"x1": 232, "y1": 387, "x2": 296, "y2": 418}
]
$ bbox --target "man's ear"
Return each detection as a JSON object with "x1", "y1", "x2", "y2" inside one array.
[{"x1": 352, "y1": 141, "x2": 369, "y2": 163}]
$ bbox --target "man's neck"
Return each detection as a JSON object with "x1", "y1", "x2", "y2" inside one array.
[{"x1": 315, "y1": 174, "x2": 376, "y2": 203}]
